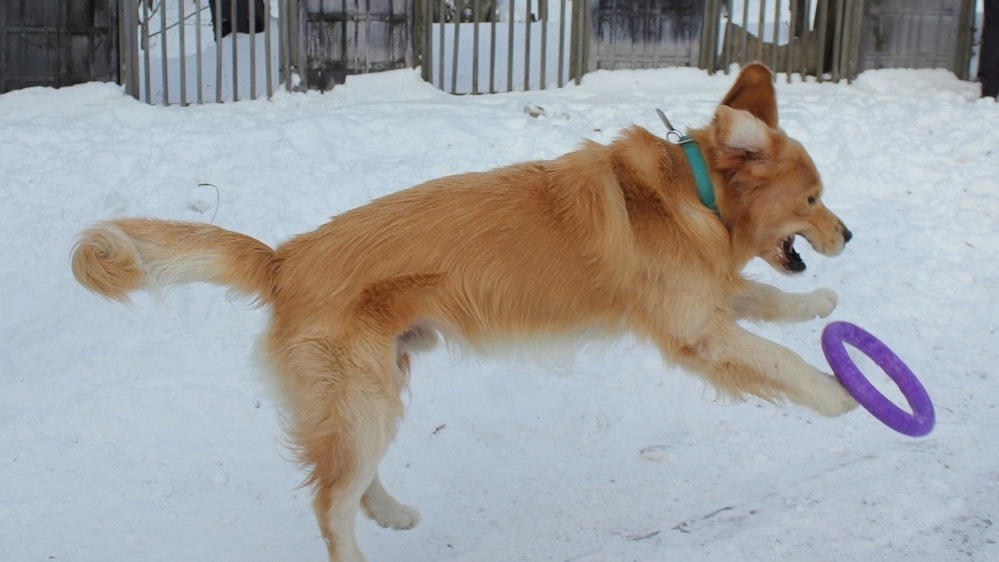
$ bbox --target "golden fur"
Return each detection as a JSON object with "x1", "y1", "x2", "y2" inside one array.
[{"x1": 71, "y1": 64, "x2": 855, "y2": 561}]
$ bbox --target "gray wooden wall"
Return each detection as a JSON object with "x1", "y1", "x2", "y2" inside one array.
[{"x1": 1, "y1": 0, "x2": 118, "y2": 93}]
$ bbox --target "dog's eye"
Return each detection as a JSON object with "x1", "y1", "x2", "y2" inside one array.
[{"x1": 807, "y1": 196, "x2": 817, "y2": 206}]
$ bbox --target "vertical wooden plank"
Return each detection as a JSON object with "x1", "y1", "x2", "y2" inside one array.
[
  {"x1": 540, "y1": 0, "x2": 547, "y2": 88},
  {"x1": 49, "y1": 0, "x2": 60, "y2": 87},
  {"x1": 4, "y1": 0, "x2": 21, "y2": 91},
  {"x1": 785, "y1": 0, "x2": 796, "y2": 81},
  {"x1": 298, "y1": 0, "x2": 309, "y2": 89},
  {"x1": 568, "y1": 0, "x2": 586, "y2": 84},
  {"x1": 404, "y1": 0, "x2": 413, "y2": 69},
  {"x1": 284, "y1": 0, "x2": 297, "y2": 92},
  {"x1": 739, "y1": 0, "x2": 748, "y2": 68},
  {"x1": 523, "y1": 0, "x2": 531, "y2": 89},
  {"x1": 489, "y1": 5, "x2": 497, "y2": 93},
  {"x1": 472, "y1": 0, "x2": 479, "y2": 94},
  {"x1": 953, "y1": 0, "x2": 976, "y2": 80},
  {"x1": 640, "y1": 0, "x2": 649, "y2": 69},
  {"x1": 231, "y1": 0, "x2": 239, "y2": 100},
  {"x1": 846, "y1": 0, "x2": 864, "y2": 82},
  {"x1": 17, "y1": 0, "x2": 30, "y2": 88},
  {"x1": 96, "y1": 0, "x2": 118, "y2": 84},
  {"x1": 771, "y1": 0, "x2": 779, "y2": 75},
  {"x1": 341, "y1": 0, "x2": 349, "y2": 84},
  {"x1": 179, "y1": 0, "x2": 187, "y2": 105},
  {"x1": 341, "y1": 0, "x2": 349, "y2": 83},
  {"x1": 722, "y1": 0, "x2": 734, "y2": 72},
  {"x1": 557, "y1": 0, "x2": 565, "y2": 87},
  {"x1": 265, "y1": 0, "x2": 273, "y2": 98},
  {"x1": 419, "y1": 0, "x2": 430, "y2": 83},
  {"x1": 250, "y1": 0, "x2": 258, "y2": 99},
  {"x1": 282, "y1": 0, "x2": 291, "y2": 91},
  {"x1": 699, "y1": 0, "x2": 718, "y2": 73},
  {"x1": 196, "y1": 0, "x2": 204, "y2": 104},
  {"x1": 755, "y1": 0, "x2": 765, "y2": 61},
  {"x1": 450, "y1": 3, "x2": 459, "y2": 93},
  {"x1": 932, "y1": 2, "x2": 945, "y2": 66},
  {"x1": 814, "y1": 0, "x2": 827, "y2": 81},
  {"x1": 142, "y1": 0, "x2": 152, "y2": 102},
  {"x1": 507, "y1": 0, "x2": 514, "y2": 90},
  {"x1": 0, "y1": 1, "x2": 7, "y2": 92},
  {"x1": 119, "y1": 0, "x2": 139, "y2": 98},
  {"x1": 66, "y1": 0, "x2": 86, "y2": 84},
  {"x1": 160, "y1": 0, "x2": 169, "y2": 104},
  {"x1": 214, "y1": 0, "x2": 222, "y2": 101},
  {"x1": 438, "y1": 0, "x2": 445, "y2": 89},
  {"x1": 607, "y1": 0, "x2": 615, "y2": 71},
  {"x1": 57, "y1": 0, "x2": 68, "y2": 85},
  {"x1": 831, "y1": 0, "x2": 845, "y2": 82}
]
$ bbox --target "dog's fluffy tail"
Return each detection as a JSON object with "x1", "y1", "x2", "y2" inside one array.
[{"x1": 71, "y1": 218, "x2": 277, "y2": 304}]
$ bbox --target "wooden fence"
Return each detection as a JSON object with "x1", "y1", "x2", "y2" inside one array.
[{"x1": 0, "y1": 0, "x2": 981, "y2": 101}]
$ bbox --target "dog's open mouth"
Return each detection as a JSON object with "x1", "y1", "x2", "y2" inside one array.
[{"x1": 780, "y1": 235, "x2": 806, "y2": 273}]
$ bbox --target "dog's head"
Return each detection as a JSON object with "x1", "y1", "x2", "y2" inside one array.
[{"x1": 700, "y1": 64, "x2": 852, "y2": 273}]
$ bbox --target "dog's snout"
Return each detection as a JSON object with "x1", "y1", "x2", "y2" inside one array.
[{"x1": 841, "y1": 223, "x2": 853, "y2": 244}]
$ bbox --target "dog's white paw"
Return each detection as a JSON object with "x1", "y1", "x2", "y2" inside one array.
[
  {"x1": 378, "y1": 504, "x2": 421, "y2": 530},
  {"x1": 809, "y1": 374, "x2": 859, "y2": 417},
  {"x1": 804, "y1": 288, "x2": 838, "y2": 319},
  {"x1": 368, "y1": 501, "x2": 421, "y2": 530}
]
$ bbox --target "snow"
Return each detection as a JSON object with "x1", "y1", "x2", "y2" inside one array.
[{"x1": 1, "y1": 66, "x2": 998, "y2": 561}]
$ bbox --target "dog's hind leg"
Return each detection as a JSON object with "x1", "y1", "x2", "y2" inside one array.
[
  {"x1": 273, "y1": 275, "x2": 436, "y2": 560},
  {"x1": 278, "y1": 336, "x2": 409, "y2": 562},
  {"x1": 360, "y1": 344, "x2": 421, "y2": 530}
]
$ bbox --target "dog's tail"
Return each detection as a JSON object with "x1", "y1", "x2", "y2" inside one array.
[{"x1": 71, "y1": 218, "x2": 277, "y2": 304}]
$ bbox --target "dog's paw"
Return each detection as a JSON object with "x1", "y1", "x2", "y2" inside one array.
[
  {"x1": 809, "y1": 375, "x2": 859, "y2": 417},
  {"x1": 803, "y1": 288, "x2": 837, "y2": 319},
  {"x1": 370, "y1": 502, "x2": 421, "y2": 530}
]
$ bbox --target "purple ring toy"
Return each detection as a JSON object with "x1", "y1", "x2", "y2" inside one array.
[{"x1": 821, "y1": 321, "x2": 934, "y2": 437}]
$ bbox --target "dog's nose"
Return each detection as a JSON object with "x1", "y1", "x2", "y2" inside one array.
[{"x1": 841, "y1": 223, "x2": 853, "y2": 244}]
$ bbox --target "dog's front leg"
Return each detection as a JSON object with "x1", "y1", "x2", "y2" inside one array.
[
  {"x1": 674, "y1": 322, "x2": 856, "y2": 416},
  {"x1": 730, "y1": 280, "x2": 837, "y2": 322}
]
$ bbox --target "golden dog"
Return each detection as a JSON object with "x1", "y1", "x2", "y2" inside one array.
[{"x1": 72, "y1": 63, "x2": 855, "y2": 561}]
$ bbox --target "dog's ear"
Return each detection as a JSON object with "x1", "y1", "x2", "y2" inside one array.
[
  {"x1": 715, "y1": 106, "x2": 771, "y2": 154},
  {"x1": 719, "y1": 63, "x2": 778, "y2": 128},
  {"x1": 712, "y1": 106, "x2": 775, "y2": 175}
]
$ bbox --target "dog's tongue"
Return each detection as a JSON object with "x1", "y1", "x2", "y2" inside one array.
[{"x1": 784, "y1": 236, "x2": 806, "y2": 272}]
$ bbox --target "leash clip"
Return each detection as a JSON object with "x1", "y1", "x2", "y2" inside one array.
[
  {"x1": 657, "y1": 107, "x2": 718, "y2": 213},
  {"x1": 656, "y1": 108, "x2": 684, "y2": 143}
]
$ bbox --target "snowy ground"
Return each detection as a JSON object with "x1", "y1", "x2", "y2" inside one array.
[{"x1": 1, "y1": 66, "x2": 998, "y2": 561}]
